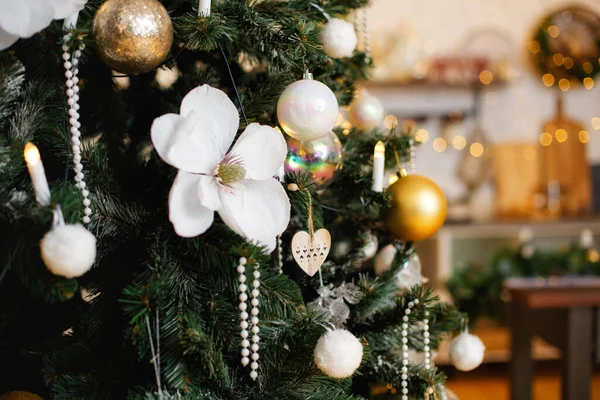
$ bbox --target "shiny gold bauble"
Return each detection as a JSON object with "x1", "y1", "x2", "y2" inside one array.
[
  {"x1": 93, "y1": 0, "x2": 173, "y2": 75},
  {"x1": 385, "y1": 174, "x2": 447, "y2": 242},
  {"x1": 0, "y1": 392, "x2": 43, "y2": 400}
]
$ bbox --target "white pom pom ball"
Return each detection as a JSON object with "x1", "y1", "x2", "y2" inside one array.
[
  {"x1": 449, "y1": 332, "x2": 485, "y2": 371},
  {"x1": 374, "y1": 244, "x2": 397, "y2": 276},
  {"x1": 277, "y1": 76, "x2": 339, "y2": 142},
  {"x1": 314, "y1": 329, "x2": 363, "y2": 378},
  {"x1": 320, "y1": 18, "x2": 357, "y2": 59},
  {"x1": 40, "y1": 224, "x2": 97, "y2": 278}
]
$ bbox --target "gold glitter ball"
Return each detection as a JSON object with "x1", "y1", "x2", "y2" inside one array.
[{"x1": 93, "y1": 0, "x2": 173, "y2": 75}]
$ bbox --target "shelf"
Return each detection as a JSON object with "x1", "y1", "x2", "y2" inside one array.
[{"x1": 363, "y1": 79, "x2": 508, "y2": 90}]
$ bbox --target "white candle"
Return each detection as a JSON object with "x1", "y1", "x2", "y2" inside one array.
[
  {"x1": 198, "y1": 0, "x2": 211, "y2": 16},
  {"x1": 24, "y1": 142, "x2": 51, "y2": 205},
  {"x1": 63, "y1": 11, "x2": 79, "y2": 30},
  {"x1": 372, "y1": 141, "x2": 385, "y2": 192}
]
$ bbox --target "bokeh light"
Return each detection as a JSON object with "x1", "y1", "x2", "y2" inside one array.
[
  {"x1": 592, "y1": 117, "x2": 600, "y2": 130},
  {"x1": 540, "y1": 132, "x2": 553, "y2": 146},
  {"x1": 528, "y1": 41, "x2": 541, "y2": 54},
  {"x1": 415, "y1": 128, "x2": 430, "y2": 143},
  {"x1": 479, "y1": 70, "x2": 493, "y2": 85},
  {"x1": 558, "y1": 79, "x2": 570, "y2": 91},
  {"x1": 584, "y1": 77, "x2": 594, "y2": 90},
  {"x1": 548, "y1": 25, "x2": 560, "y2": 38},
  {"x1": 383, "y1": 115, "x2": 398, "y2": 130},
  {"x1": 452, "y1": 135, "x2": 467, "y2": 150},
  {"x1": 542, "y1": 74, "x2": 555, "y2": 87},
  {"x1": 555, "y1": 128, "x2": 568, "y2": 142},
  {"x1": 579, "y1": 130, "x2": 590, "y2": 143},
  {"x1": 432, "y1": 137, "x2": 447, "y2": 152},
  {"x1": 469, "y1": 142, "x2": 484, "y2": 157}
]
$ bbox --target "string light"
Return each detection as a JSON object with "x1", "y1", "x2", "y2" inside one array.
[
  {"x1": 432, "y1": 137, "x2": 447, "y2": 152},
  {"x1": 452, "y1": 135, "x2": 466, "y2": 150},
  {"x1": 528, "y1": 41, "x2": 541, "y2": 54},
  {"x1": 584, "y1": 77, "x2": 594, "y2": 90},
  {"x1": 558, "y1": 79, "x2": 570, "y2": 91},
  {"x1": 384, "y1": 115, "x2": 398, "y2": 130},
  {"x1": 563, "y1": 57, "x2": 574, "y2": 69},
  {"x1": 555, "y1": 128, "x2": 567, "y2": 142},
  {"x1": 540, "y1": 132, "x2": 553, "y2": 146},
  {"x1": 415, "y1": 128, "x2": 430, "y2": 143},
  {"x1": 542, "y1": 73, "x2": 555, "y2": 87},
  {"x1": 552, "y1": 53, "x2": 564, "y2": 66},
  {"x1": 579, "y1": 130, "x2": 590, "y2": 144},
  {"x1": 548, "y1": 25, "x2": 560, "y2": 38},
  {"x1": 479, "y1": 70, "x2": 493, "y2": 85},
  {"x1": 469, "y1": 142, "x2": 484, "y2": 157}
]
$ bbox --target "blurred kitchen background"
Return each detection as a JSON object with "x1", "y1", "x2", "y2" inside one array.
[{"x1": 361, "y1": 0, "x2": 600, "y2": 399}]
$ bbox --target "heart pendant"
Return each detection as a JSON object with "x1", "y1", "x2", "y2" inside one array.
[{"x1": 291, "y1": 229, "x2": 331, "y2": 276}]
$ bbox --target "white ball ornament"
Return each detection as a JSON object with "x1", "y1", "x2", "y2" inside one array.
[
  {"x1": 40, "y1": 224, "x2": 97, "y2": 278},
  {"x1": 348, "y1": 90, "x2": 385, "y2": 131},
  {"x1": 374, "y1": 244, "x2": 397, "y2": 276},
  {"x1": 448, "y1": 331, "x2": 485, "y2": 371},
  {"x1": 277, "y1": 73, "x2": 339, "y2": 142},
  {"x1": 314, "y1": 329, "x2": 363, "y2": 379},
  {"x1": 320, "y1": 18, "x2": 357, "y2": 59}
]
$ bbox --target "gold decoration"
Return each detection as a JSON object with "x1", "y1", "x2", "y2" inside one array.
[
  {"x1": 0, "y1": 392, "x2": 43, "y2": 400},
  {"x1": 385, "y1": 174, "x2": 447, "y2": 242},
  {"x1": 93, "y1": 0, "x2": 173, "y2": 75}
]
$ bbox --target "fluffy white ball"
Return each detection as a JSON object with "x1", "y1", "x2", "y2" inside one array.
[
  {"x1": 314, "y1": 329, "x2": 363, "y2": 378},
  {"x1": 374, "y1": 244, "x2": 397, "y2": 276},
  {"x1": 41, "y1": 224, "x2": 96, "y2": 278},
  {"x1": 449, "y1": 332, "x2": 485, "y2": 371},
  {"x1": 320, "y1": 18, "x2": 357, "y2": 58}
]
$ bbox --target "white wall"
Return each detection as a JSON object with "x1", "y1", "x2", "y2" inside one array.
[{"x1": 367, "y1": 0, "x2": 600, "y2": 204}]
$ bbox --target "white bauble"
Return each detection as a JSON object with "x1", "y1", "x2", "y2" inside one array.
[
  {"x1": 448, "y1": 332, "x2": 485, "y2": 371},
  {"x1": 314, "y1": 329, "x2": 363, "y2": 378},
  {"x1": 348, "y1": 90, "x2": 385, "y2": 131},
  {"x1": 320, "y1": 18, "x2": 357, "y2": 58},
  {"x1": 333, "y1": 239, "x2": 352, "y2": 260},
  {"x1": 277, "y1": 77, "x2": 339, "y2": 142},
  {"x1": 374, "y1": 244, "x2": 396, "y2": 276},
  {"x1": 40, "y1": 224, "x2": 96, "y2": 278}
]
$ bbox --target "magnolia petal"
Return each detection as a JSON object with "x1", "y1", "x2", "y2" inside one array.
[
  {"x1": 198, "y1": 175, "x2": 222, "y2": 211},
  {"x1": 48, "y1": 0, "x2": 87, "y2": 19},
  {"x1": 169, "y1": 171, "x2": 214, "y2": 237},
  {"x1": 230, "y1": 123, "x2": 287, "y2": 180},
  {"x1": 0, "y1": 1, "x2": 30, "y2": 36},
  {"x1": 218, "y1": 178, "x2": 290, "y2": 253},
  {"x1": 0, "y1": 26, "x2": 19, "y2": 50},
  {"x1": 151, "y1": 113, "x2": 219, "y2": 174},
  {"x1": 179, "y1": 85, "x2": 239, "y2": 156}
]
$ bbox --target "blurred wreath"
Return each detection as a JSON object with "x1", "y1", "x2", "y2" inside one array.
[{"x1": 529, "y1": 5, "x2": 600, "y2": 85}]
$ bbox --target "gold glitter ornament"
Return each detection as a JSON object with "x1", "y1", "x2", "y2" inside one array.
[{"x1": 93, "y1": 0, "x2": 173, "y2": 75}]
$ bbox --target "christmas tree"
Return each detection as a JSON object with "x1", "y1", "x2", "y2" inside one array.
[{"x1": 0, "y1": 0, "x2": 479, "y2": 399}]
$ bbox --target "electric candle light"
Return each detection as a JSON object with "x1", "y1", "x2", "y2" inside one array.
[
  {"x1": 198, "y1": 0, "x2": 211, "y2": 16},
  {"x1": 372, "y1": 141, "x2": 385, "y2": 192},
  {"x1": 24, "y1": 142, "x2": 51, "y2": 205}
]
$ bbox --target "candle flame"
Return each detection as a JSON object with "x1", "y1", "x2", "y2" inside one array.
[
  {"x1": 24, "y1": 142, "x2": 41, "y2": 165},
  {"x1": 374, "y1": 141, "x2": 385, "y2": 158}
]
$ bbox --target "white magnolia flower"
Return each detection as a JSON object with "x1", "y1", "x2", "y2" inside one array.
[
  {"x1": 151, "y1": 85, "x2": 290, "y2": 252},
  {"x1": 0, "y1": 0, "x2": 87, "y2": 50}
]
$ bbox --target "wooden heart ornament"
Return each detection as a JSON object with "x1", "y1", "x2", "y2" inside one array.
[{"x1": 291, "y1": 229, "x2": 331, "y2": 276}]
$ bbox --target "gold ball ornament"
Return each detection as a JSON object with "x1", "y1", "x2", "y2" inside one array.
[
  {"x1": 93, "y1": 0, "x2": 173, "y2": 75},
  {"x1": 0, "y1": 392, "x2": 43, "y2": 400},
  {"x1": 385, "y1": 173, "x2": 447, "y2": 242}
]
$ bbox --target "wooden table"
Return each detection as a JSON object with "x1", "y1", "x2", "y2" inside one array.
[{"x1": 506, "y1": 277, "x2": 600, "y2": 400}]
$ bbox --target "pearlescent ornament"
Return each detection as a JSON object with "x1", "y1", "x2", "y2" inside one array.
[
  {"x1": 348, "y1": 90, "x2": 385, "y2": 131},
  {"x1": 93, "y1": 0, "x2": 173, "y2": 75},
  {"x1": 277, "y1": 73, "x2": 339, "y2": 142},
  {"x1": 284, "y1": 131, "x2": 343, "y2": 189}
]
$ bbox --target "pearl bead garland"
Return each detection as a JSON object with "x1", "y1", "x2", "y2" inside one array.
[
  {"x1": 400, "y1": 299, "x2": 430, "y2": 400},
  {"x1": 362, "y1": 9, "x2": 371, "y2": 62},
  {"x1": 277, "y1": 236, "x2": 283, "y2": 274},
  {"x1": 62, "y1": 32, "x2": 91, "y2": 224},
  {"x1": 408, "y1": 138, "x2": 416, "y2": 174},
  {"x1": 238, "y1": 257, "x2": 260, "y2": 381}
]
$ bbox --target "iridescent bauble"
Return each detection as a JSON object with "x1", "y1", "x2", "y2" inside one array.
[
  {"x1": 284, "y1": 131, "x2": 343, "y2": 189},
  {"x1": 93, "y1": 0, "x2": 173, "y2": 75},
  {"x1": 385, "y1": 174, "x2": 447, "y2": 242},
  {"x1": 0, "y1": 392, "x2": 43, "y2": 400},
  {"x1": 348, "y1": 90, "x2": 385, "y2": 131},
  {"x1": 277, "y1": 75, "x2": 339, "y2": 141}
]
